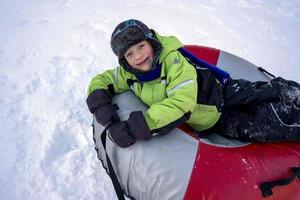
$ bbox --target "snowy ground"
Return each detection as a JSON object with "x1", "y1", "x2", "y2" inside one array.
[{"x1": 0, "y1": 0, "x2": 300, "y2": 199}]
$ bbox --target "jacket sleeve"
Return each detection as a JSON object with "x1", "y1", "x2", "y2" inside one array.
[
  {"x1": 87, "y1": 66, "x2": 130, "y2": 96},
  {"x1": 144, "y1": 51, "x2": 198, "y2": 134}
]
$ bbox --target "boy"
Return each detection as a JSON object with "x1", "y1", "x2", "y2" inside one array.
[
  {"x1": 86, "y1": 19, "x2": 221, "y2": 147},
  {"x1": 87, "y1": 19, "x2": 300, "y2": 147}
]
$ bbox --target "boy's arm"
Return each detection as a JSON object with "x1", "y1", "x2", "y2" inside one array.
[
  {"x1": 86, "y1": 66, "x2": 130, "y2": 125},
  {"x1": 87, "y1": 66, "x2": 130, "y2": 96},
  {"x1": 145, "y1": 52, "x2": 198, "y2": 135}
]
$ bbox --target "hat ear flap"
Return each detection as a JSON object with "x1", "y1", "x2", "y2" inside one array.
[
  {"x1": 119, "y1": 57, "x2": 134, "y2": 73},
  {"x1": 147, "y1": 33, "x2": 163, "y2": 66}
]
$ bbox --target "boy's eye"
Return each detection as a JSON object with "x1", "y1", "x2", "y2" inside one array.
[
  {"x1": 139, "y1": 44, "x2": 145, "y2": 48},
  {"x1": 125, "y1": 52, "x2": 132, "y2": 58}
]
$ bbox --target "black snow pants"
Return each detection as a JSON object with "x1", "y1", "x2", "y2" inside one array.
[{"x1": 212, "y1": 77, "x2": 300, "y2": 142}]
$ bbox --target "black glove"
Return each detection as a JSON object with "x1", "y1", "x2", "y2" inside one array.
[
  {"x1": 94, "y1": 104, "x2": 120, "y2": 125},
  {"x1": 108, "y1": 121, "x2": 135, "y2": 148},
  {"x1": 86, "y1": 89, "x2": 120, "y2": 125},
  {"x1": 108, "y1": 111, "x2": 152, "y2": 148},
  {"x1": 86, "y1": 89, "x2": 112, "y2": 113}
]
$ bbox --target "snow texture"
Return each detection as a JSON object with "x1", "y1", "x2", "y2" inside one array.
[{"x1": 0, "y1": 0, "x2": 299, "y2": 199}]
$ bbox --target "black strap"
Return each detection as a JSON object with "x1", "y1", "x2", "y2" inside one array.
[
  {"x1": 257, "y1": 67, "x2": 276, "y2": 79},
  {"x1": 260, "y1": 167, "x2": 300, "y2": 198},
  {"x1": 101, "y1": 125, "x2": 126, "y2": 200},
  {"x1": 126, "y1": 79, "x2": 139, "y2": 88}
]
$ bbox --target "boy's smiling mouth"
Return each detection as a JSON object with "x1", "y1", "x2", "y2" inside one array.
[{"x1": 137, "y1": 57, "x2": 149, "y2": 66}]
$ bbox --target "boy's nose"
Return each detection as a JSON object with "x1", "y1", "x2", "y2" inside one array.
[{"x1": 134, "y1": 53, "x2": 143, "y2": 61}]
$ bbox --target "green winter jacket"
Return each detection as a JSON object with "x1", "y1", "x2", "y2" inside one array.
[{"x1": 88, "y1": 32, "x2": 221, "y2": 132}]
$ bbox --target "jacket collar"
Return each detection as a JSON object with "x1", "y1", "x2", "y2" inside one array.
[{"x1": 134, "y1": 63, "x2": 162, "y2": 82}]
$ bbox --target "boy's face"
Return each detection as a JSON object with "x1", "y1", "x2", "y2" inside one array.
[{"x1": 124, "y1": 40, "x2": 154, "y2": 72}]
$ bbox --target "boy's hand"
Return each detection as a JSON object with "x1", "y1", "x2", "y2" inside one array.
[
  {"x1": 86, "y1": 89, "x2": 119, "y2": 125},
  {"x1": 108, "y1": 111, "x2": 152, "y2": 148},
  {"x1": 94, "y1": 104, "x2": 120, "y2": 125},
  {"x1": 108, "y1": 121, "x2": 135, "y2": 148},
  {"x1": 86, "y1": 89, "x2": 112, "y2": 113}
]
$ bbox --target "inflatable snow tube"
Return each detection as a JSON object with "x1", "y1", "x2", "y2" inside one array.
[{"x1": 92, "y1": 45, "x2": 300, "y2": 200}]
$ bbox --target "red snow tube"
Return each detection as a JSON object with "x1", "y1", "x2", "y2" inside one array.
[{"x1": 182, "y1": 45, "x2": 300, "y2": 200}]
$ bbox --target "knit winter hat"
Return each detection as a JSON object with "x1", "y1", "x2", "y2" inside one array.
[{"x1": 110, "y1": 19, "x2": 162, "y2": 58}]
